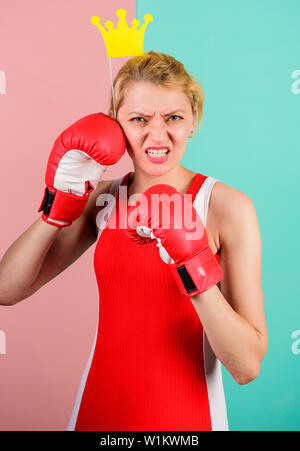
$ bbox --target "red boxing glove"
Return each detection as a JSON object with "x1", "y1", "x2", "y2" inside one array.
[
  {"x1": 127, "y1": 184, "x2": 223, "y2": 297},
  {"x1": 39, "y1": 113, "x2": 126, "y2": 227}
]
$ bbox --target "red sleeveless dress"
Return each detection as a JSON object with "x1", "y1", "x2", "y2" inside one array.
[{"x1": 71, "y1": 172, "x2": 226, "y2": 431}]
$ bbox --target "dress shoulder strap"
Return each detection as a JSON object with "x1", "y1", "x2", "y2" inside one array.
[
  {"x1": 193, "y1": 176, "x2": 219, "y2": 227},
  {"x1": 186, "y1": 173, "x2": 208, "y2": 203}
]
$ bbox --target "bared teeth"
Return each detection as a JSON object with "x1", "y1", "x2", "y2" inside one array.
[{"x1": 146, "y1": 149, "x2": 169, "y2": 157}]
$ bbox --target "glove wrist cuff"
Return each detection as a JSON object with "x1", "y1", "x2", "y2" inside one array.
[
  {"x1": 38, "y1": 184, "x2": 93, "y2": 227},
  {"x1": 170, "y1": 247, "x2": 223, "y2": 297}
]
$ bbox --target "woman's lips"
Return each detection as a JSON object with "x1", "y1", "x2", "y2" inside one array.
[{"x1": 145, "y1": 149, "x2": 170, "y2": 164}]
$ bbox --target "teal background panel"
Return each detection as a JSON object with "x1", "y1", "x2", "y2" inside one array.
[{"x1": 137, "y1": 0, "x2": 300, "y2": 431}]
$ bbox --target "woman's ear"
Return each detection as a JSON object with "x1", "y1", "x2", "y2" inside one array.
[
  {"x1": 190, "y1": 108, "x2": 197, "y2": 134},
  {"x1": 188, "y1": 107, "x2": 197, "y2": 139}
]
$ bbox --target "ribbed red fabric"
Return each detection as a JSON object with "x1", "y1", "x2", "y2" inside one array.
[{"x1": 75, "y1": 172, "x2": 215, "y2": 431}]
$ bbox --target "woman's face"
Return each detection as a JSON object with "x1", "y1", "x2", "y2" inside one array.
[{"x1": 116, "y1": 81, "x2": 196, "y2": 176}]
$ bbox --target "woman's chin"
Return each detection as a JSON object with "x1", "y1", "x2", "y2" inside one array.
[
  {"x1": 131, "y1": 157, "x2": 176, "y2": 177},
  {"x1": 140, "y1": 164, "x2": 172, "y2": 177}
]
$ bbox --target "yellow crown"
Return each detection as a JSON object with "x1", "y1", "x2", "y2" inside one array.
[{"x1": 91, "y1": 9, "x2": 153, "y2": 58}]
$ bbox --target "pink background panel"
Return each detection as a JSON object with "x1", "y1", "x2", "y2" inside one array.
[{"x1": 0, "y1": 0, "x2": 134, "y2": 430}]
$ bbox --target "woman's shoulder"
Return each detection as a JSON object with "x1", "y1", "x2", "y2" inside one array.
[
  {"x1": 208, "y1": 179, "x2": 258, "y2": 249},
  {"x1": 94, "y1": 178, "x2": 115, "y2": 196},
  {"x1": 210, "y1": 180, "x2": 255, "y2": 219},
  {"x1": 92, "y1": 173, "x2": 127, "y2": 198},
  {"x1": 85, "y1": 177, "x2": 121, "y2": 225}
]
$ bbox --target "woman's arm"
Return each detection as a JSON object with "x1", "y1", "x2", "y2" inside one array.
[
  {"x1": 0, "y1": 180, "x2": 112, "y2": 306},
  {"x1": 190, "y1": 183, "x2": 268, "y2": 385}
]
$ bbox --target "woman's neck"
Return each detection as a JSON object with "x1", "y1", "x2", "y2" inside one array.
[{"x1": 127, "y1": 166, "x2": 197, "y2": 197}]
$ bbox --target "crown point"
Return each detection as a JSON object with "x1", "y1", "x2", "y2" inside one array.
[
  {"x1": 144, "y1": 14, "x2": 153, "y2": 23},
  {"x1": 131, "y1": 19, "x2": 140, "y2": 29},
  {"x1": 91, "y1": 16, "x2": 100, "y2": 26},
  {"x1": 105, "y1": 20, "x2": 114, "y2": 31},
  {"x1": 116, "y1": 9, "x2": 127, "y2": 18}
]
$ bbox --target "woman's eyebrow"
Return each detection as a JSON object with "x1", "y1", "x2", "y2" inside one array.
[{"x1": 128, "y1": 109, "x2": 185, "y2": 117}]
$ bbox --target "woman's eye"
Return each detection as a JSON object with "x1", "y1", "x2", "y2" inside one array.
[
  {"x1": 131, "y1": 117, "x2": 145, "y2": 122},
  {"x1": 131, "y1": 115, "x2": 182, "y2": 122},
  {"x1": 170, "y1": 115, "x2": 182, "y2": 121}
]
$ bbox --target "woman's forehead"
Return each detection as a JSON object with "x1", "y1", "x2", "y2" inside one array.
[{"x1": 121, "y1": 82, "x2": 190, "y2": 112}]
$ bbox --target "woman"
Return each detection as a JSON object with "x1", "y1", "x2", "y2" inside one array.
[{"x1": 0, "y1": 51, "x2": 268, "y2": 431}]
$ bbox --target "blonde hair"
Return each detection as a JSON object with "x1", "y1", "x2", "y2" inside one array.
[{"x1": 108, "y1": 51, "x2": 204, "y2": 138}]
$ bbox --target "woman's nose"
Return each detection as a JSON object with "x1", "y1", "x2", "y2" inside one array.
[{"x1": 147, "y1": 117, "x2": 168, "y2": 140}]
